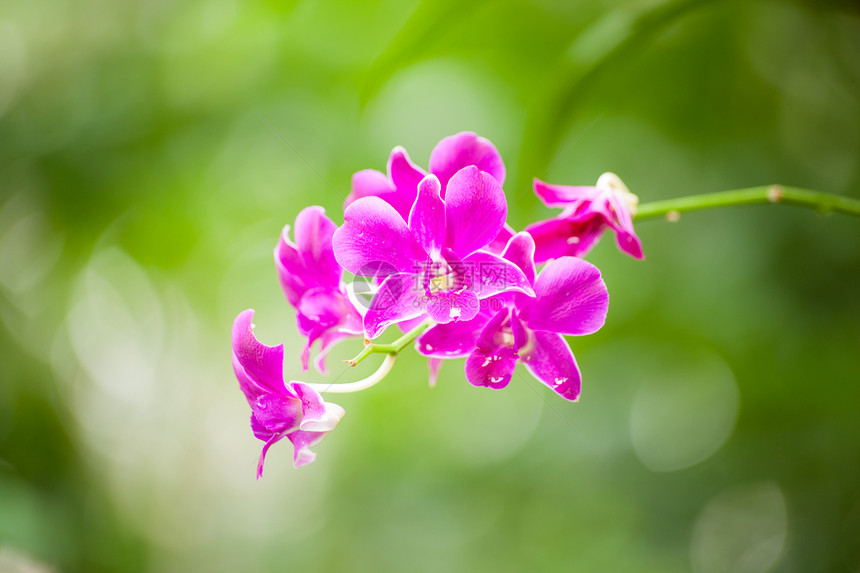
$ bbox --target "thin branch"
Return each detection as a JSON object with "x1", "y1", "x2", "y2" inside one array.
[{"x1": 635, "y1": 185, "x2": 860, "y2": 221}]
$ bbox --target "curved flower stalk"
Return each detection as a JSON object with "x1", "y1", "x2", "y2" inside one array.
[
  {"x1": 275, "y1": 206, "x2": 362, "y2": 371},
  {"x1": 333, "y1": 169, "x2": 533, "y2": 339},
  {"x1": 232, "y1": 310, "x2": 345, "y2": 476},
  {"x1": 526, "y1": 172, "x2": 644, "y2": 262},
  {"x1": 416, "y1": 233, "x2": 609, "y2": 401}
]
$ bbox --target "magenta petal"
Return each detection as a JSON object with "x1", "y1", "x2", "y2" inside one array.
[
  {"x1": 274, "y1": 228, "x2": 306, "y2": 307},
  {"x1": 251, "y1": 414, "x2": 276, "y2": 441},
  {"x1": 347, "y1": 168, "x2": 394, "y2": 206},
  {"x1": 232, "y1": 310, "x2": 288, "y2": 396},
  {"x1": 364, "y1": 273, "x2": 426, "y2": 339},
  {"x1": 233, "y1": 353, "x2": 262, "y2": 403},
  {"x1": 293, "y1": 206, "x2": 340, "y2": 289},
  {"x1": 296, "y1": 289, "x2": 345, "y2": 334},
  {"x1": 486, "y1": 223, "x2": 515, "y2": 254},
  {"x1": 291, "y1": 383, "x2": 345, "y2": 432},
  {"x1": 430, "y1": 132, "x2": 506, "y2": 192},
  {"x1": 290, "y1": 382, "x2": 327, "y2": 427},
  {"x1": 252, "y1": 393, "x2": 303, "y2": 434},
  {"x1": 464, "y1": 309, "x2": 518, "y2": 390},
  {"x1": 533, "y1": 179, "x2": 598, "y2": 208},
  {"x1": 444, "y1": 166, "x2": 507, "y2": 256},
  {"x1": 416, "y1": 311, "x2": 492, "y2": 358},
  {"x1": 613, "y1": 226, "x2": 644, "y2": 259},
  {"x1": 465, "y1": 346, "x2": 518, "y2": 390},
  {"x1": 346, "y1": 149, "x2": 428, "y2": 221},
  {"x1": 256, "y1": 431, "x2": 287, "y2": 479},
  {"x1": 604, "y1": 193, "x2": 645, "y2": 259},
  {"x1": 501, "y1": 232, "x2": 536, "y2": 285},
  {"x1": 287, "y1": 430, "x2": 325, "y2": 468},
  {"x1": 520, "y1": 331, "x2": 581, "y2": 401},
  {"x1": 525, "y1": 257, "x2": 609, "y2": 336},
  {"x1": 333, "y1": 196, "x2": 426, "y2": 275},
  {"x1": 511, "y1": 309, "x2": 529, "y2": 349},
  {"x1": 296, "y1": 289, "x2": 349, "y2": 370},
  {"x1": 462, "y1": 251, "x2": 534, "y2": 299},
  {"x1": 428, "y1": 358, "x2": 442, "y2": 386},
  {"x1": 388, "y1": 146, "x2": 427, "y2": 219},
  {"x1": 524, "y1": 216, "x2": 605, "y2": 264},
  {"x1": 409, "y1": 175, "x2": 446, "y2": 255},
  {"x1": 426, "y1": 289, "x2": 479, "y2": 324}
]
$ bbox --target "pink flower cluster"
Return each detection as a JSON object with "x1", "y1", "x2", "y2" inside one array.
[{"x1": 232, "y1": 132, "x2": 642, "y2": 474}]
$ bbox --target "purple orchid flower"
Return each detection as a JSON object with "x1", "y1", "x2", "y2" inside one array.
[
  {"x1": 346, "y1": 132, "x2": 506, "y2": 219},
  {"x1": 415, "y1": 232, "x2": 609, "y2": 401},
  {"x1": 275, "y1": 206, "x2": 363, "y2": 371},
  {"x1": 345, "y1": 132, "x2": 513, "y2": 258},
  {"x1": 232, "y1": 309, "x2": 345, "y2": 477},
  {"x1": 525, "y1": 172, "x2": 644, "y2": 263},
  {"x1": 332, "y1": 168, "x2": 534, "y2": 339}
]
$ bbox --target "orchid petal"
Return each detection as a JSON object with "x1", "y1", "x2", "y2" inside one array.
[
  {"x1": 296, "y1": 288, "x2": 351, "y2": 370},
  {"x1": 465, "y1": 346, "x2": 518, "y2": 390},
  {"x1": 388, "y1": 146, "x2": 427, "y2": 218},
  {"x1": 524, "y1": 257, "x2": 609, "y2": 336},
  {"x1": 345, "y1": 148, "x2": 428, "y2": 221},
  {"x1": 430, "y1": 132, "x2": 506, "y2": 192},
  {"x1": 612, "y1": 224, "x2": 644, "y2": 259},
  {"x1": 291, "y1": 383, "x2": 346, "y2": 432},
  {"x1": 287, "y1": 430, "x2": 325, "y2": 468},
  {"x1": 464, "y1": 309, "x2": 518, "y2": 390},
  {"x1": 520, "y1": 331, "x2": 581, "y2": 401},
  {"x1": 363, "y1": 273, "x2": 426, "y2": 339},
  {"x1": 294, "y1": 206, "x2": 340, "y2": 289},
  {"x1": 296, "y1": 289, "x2": 346, "y2": 335},
  {"x1": 232, "y1": 310, "x2": 288, "y2": 395},
  {"x1": 274, "y1": 227, "x2": 306, "y2": 307},
  {"x1": 347, "y1": 168, "x2": 395, "y2": 207},
  {"x1": 251, "y1": 415, "x2": 276, "y2": 441},
  {"x1": 426, "y1": 289, "x2": 479, "y2": 324},
  {"x1": 444, "y1": 166, "x2": 507, "y2": 256},
  {"x1": 461, "y1": 250, "x2": 534, "y2": 298},
  {"x1": 502, "y1": 232, "x2": 537, "y2": 286},
  {"x1": 256, "y1": 431, "x2": 287, "y2": 479},
  {"x1": 604, "y1": 193, "x2": 645, "y2": 259},
  {"x1": 416, "y1": 311, "x2": 493, "y2": 358},
  {"x1": 428, "y1": 358, "x2": 443, "y2": 387},
  {"x1": 524, "y1": 216, "x2": 605, "y2": 264},
  {"x1": 233, "y1": 352, "x2": 263, "y2": 403},
  {"x1": 486, "y1": 222, "x2": 515, "y2": 254},
  {"x1": 409, "y1": 175, "x2": 446, "y2": 255},
  {"x1": 533, "y1": 179, "x2": 599, "y2": 209},
  {"x1": 290, "y1": 382, "x2": 326, "y2": 429},
  {"x1": 333, "y1": 196, "x2": 426, "y2": 276},
  {"x1": 251, "y1": 393, "x2": 303, "y2": 434},
  {"x1": 511, "y1": 309, "x2": 529, "y2": 349}
]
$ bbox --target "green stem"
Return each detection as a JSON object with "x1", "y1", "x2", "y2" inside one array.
[
  {"x1": 304, "y1": 354, "x2": 397, "y2": 394},
  {"x1": 348, "y1": 317, "x2": 435, "y2": 367},
  {"x1": 635, "y1": 185, "x2": 860, "y2": 220}
]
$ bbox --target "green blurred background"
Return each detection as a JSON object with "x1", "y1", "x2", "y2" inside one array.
[{"x1": 1, "y1": 0, "x2": 859, "y2": 571}]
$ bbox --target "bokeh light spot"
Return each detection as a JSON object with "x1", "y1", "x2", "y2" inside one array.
[
  {"x1": 691, "y1": 482, "x2": 788, "y2": 573},
  {"x1": 630, "y1": 346, "x2": 739, "y2": 472}
]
